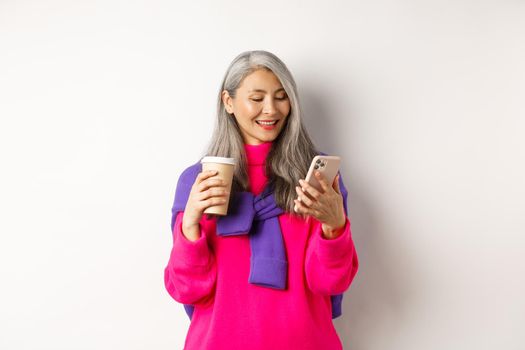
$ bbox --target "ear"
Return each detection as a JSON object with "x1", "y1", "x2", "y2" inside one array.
[{"x1": 222, "y1": 90, "x2": 234, "y2": 114}]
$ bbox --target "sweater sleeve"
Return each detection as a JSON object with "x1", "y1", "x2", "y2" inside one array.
[
  {"x1": 164, "y1": 211, "x2": 217, "y2": 307},
  {"x1": 304, "y1": 214, "x2": 359, "y2": 296}
]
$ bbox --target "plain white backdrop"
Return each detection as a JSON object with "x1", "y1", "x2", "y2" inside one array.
[{"x1": 0, "y1": 0, "x2": 523, "y2": 349}]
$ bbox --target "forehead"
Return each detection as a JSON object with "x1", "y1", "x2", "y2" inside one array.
[{"x1": 238, "y1": 69, "x2": 284, "y2": 92}]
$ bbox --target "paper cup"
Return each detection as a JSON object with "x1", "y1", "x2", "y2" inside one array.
[{"x1": 200, "y1": 156, "x2": 235, "y2": 216}]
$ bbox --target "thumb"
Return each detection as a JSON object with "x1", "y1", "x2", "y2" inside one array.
[{"x1": 333, "y1": 174, "x2": 341, "y2": 194}]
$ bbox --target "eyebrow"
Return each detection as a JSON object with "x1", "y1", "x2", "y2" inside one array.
[{"x1": 248, "y1": 88, "x2": 286, "y2": 93}]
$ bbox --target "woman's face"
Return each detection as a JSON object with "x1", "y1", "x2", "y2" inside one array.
[{"x1": 222, "y1": 69, "x2": 291, "y2": 145}]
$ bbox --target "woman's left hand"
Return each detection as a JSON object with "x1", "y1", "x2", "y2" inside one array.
[{"x1": 294, "y1": 171, "x2": 346, "y2": 238}]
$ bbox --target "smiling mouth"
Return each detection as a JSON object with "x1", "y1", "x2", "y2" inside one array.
[{"x1": 255, "y1": 120, "x2": 279, "y2": 125}]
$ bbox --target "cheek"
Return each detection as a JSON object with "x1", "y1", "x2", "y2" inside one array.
[
  {"x1": 280, "y1": 102, "x2": 291, "y2": 117},
  {"x1": 238, "y1": 101, "x2": 260, "y2": 118}
]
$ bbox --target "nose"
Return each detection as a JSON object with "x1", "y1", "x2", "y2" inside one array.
[{"x1": 262, "y1": 98, "x2": 277, "y2": 116}]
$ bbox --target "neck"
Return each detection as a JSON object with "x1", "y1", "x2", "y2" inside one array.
[{"x1": 244, "y1": 141, "x2": 272, "y2": 166}]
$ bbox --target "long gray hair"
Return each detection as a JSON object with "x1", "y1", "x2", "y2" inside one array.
[{"x1": 203, "y1": 50, "x2": 320, "y2": 219}]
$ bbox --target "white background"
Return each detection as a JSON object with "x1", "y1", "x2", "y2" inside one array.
[{"x1": 1, "y1": 1, "x2": 524, "y2": 349}]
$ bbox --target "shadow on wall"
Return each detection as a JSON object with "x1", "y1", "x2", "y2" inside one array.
[{"x1": 300, "y1": 87, "x2": 419, "y2": 350}]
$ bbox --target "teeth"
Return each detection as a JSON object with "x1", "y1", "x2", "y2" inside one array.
[{"x1": 256, "y1": 120, "x2": 278, "y2": 125}]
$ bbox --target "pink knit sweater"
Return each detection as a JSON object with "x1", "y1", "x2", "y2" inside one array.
[{"x1": 164, "y1": 141, "x2": 359, "y2": 350}]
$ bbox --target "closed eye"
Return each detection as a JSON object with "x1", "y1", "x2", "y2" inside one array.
[{"x1": 250, "y1": 96, "x2": 287, "y2": 102}]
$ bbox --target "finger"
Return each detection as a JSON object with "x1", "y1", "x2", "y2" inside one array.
[
  {"x1": 197, "y1": 170, "x2": 218, "y2": 184},
  {"x1": 293, "y1": 199, "x2": 301, "y2": 213},
  {"x1": 203, "y1": 169, "x2": 219, "y2": 178},
  {"x1": 206, "y1": 177, "x2": 227, "y2": 188},
  {"x1": 199, "y1": 178, "x2": 226, "y2": 192},
  {"x1": 199, "y1": 187, "x2": 229, "y2": 201},
  {"x1": 314, "y1": 171, "x2": 330, "y2": 192},
  {"x1": 299, "y1": 178, "x2": 322, "y2": 200},
  {"x1": 201, "y1": 196, "x2": 228, "y2": 210},
  {"x1": 295, "y1": 186, "x2": 315, "y2": 207},
  {"x1": 294, "y1": 198, "x2": 312, "y2": 215},
  {"x1": 295, "y1": 199, "x2": 321, "y2": 219}
]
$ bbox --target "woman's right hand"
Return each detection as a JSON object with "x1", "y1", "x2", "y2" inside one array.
[{"x1": 182, "y1": 170, "x2": 230, "y2": 232}]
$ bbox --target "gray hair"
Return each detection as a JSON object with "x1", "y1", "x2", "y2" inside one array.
[{"x1": 203, "y1": 50, "x2": 319, "y2": 219}]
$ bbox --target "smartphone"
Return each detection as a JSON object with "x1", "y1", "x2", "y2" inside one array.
[{"x1": 304, "y1": 155, "x2": 341, "y2": 193}]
